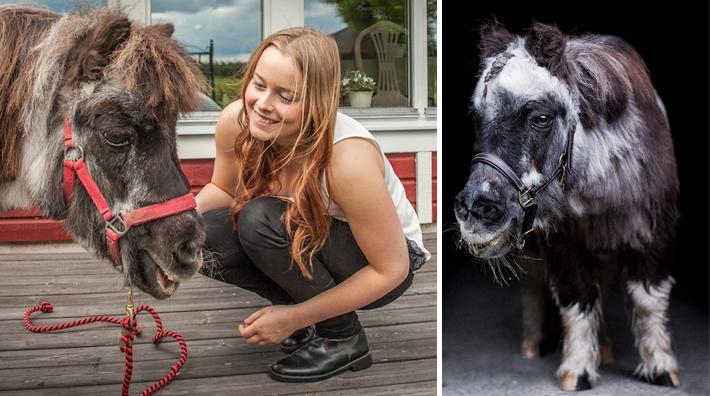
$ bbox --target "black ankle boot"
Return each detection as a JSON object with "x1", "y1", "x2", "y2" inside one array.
[
  {"x1": 280, "y1": 326, "x2": 315, "y2": 353},
  {"x1": 269, "y1": 328, "x2": 372, "y2": 382}
]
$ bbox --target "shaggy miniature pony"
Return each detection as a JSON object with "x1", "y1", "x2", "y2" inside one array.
[
  {"x1": 0, "y1": 5, "x2": 206, "y2": 299},
  {"x1": 454, "y1": 22, "x2": 680, "y2": 391}
]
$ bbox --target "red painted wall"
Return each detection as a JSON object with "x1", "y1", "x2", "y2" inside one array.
[{"x1": 0, "y1": 154, "x2": 437, "y2": 242}]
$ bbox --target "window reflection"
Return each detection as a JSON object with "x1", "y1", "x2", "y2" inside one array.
[
  {"x1": 427, "y1": 0, "x2": 436, "y2": 106},
  {"x1": 152, "y1": 0, "x2": 261, "y2": 109},
  {"x1": 305, "y1": 0, "x2": 409, "y2": 108}
]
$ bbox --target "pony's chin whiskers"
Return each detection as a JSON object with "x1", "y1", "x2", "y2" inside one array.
[
  {"x1": 479, "y1": 254, "x2": 522, "y2": 286},
  {"x1": 442, "y1": 221, "x2": 462, "y2": 234}
]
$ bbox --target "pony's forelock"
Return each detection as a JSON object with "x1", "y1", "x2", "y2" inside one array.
[{"x1": 107, "y1": 22, "x2": 207, "y2": 120}]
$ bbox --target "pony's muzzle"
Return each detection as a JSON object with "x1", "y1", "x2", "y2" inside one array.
[{"x1": 455, "y1": 188, "x2": 504, "y2": 227}]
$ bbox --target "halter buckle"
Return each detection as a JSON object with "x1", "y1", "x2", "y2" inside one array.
[
  {"x1": 518, "y1": 189, "x2": 535, "y2": 208},
  {"x1": 106, "y1": 214, "x2": 128, "y2": 237}
]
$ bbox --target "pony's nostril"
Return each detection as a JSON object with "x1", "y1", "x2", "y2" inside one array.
[
  {"x1": 173, "y1": 239, "x2": 199, "y2": 266},
  {"x1": 454, "y1": 199, "x2": 472, "y2": 222},
  {"x1": 472, "y1": 199, "x2": 503, "y2": 224}
]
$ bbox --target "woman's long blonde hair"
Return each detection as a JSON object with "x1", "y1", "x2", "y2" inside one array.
[{"x1": 232, "y1": 27, "x2": 341, "y2": 279}]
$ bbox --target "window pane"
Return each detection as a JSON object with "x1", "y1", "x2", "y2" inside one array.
[
  {"x1": 427, "y1": 0, "x2": 436, "y2": 107},
  {"x1": 152, "y1": 0, "x2": 261, "y2": 110},
  {"x1": 305, "y1": 0, "x2": 410, "y2": 108},
  {"x1": 0, "y1": 1, "x2": 107, "y2": 12}
]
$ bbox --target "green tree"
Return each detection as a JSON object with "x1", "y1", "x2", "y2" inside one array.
[
  {"x1": 324, "y1": 0, "x2": 406, "y2": 32},
  {"x1": 325, "y1": 0, "x2": 436, "y2": 50}
]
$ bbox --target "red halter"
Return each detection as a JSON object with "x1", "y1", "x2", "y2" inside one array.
[{"x1": 62, "y1": 119, "x2": 197, "y2": 271}]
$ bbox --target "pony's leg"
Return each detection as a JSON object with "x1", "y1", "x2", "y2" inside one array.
[
  {"x1": 547, "y1": 244, "x2": 601, "y2": 391},
  {"x1": 626, "y1": 277, "x2": 680, "y2": 386},
  {"x1": 622, "y1": 244, "x2": 680, "y2": 387},
  {"x1": 519, "y1": 255, "x2": 545, "y2": 358},
  {"x1": 597, "y1": 261, "x2": 616, "y2": 365},
  {"x1": 597, "y1": 306, "x2": 614, "y2": 365},
  {"x1": 554, "y1": 298, "x2": 602, "y2": 391}
]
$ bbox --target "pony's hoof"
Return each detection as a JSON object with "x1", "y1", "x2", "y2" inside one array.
[
  {"x1": 559, "y1": 370, "x2": 592, "y2": 391},
  {"x1": 521, "y1": 340, "x2": 539, "y2": 359},
  {"x1": 599, "y1": 343, "x2": 614, "y2": 365},
  {"x1": 638, "y1": 369, "x2": 680, "y2": 387}
]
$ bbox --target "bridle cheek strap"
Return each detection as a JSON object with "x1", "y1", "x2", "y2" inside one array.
[{"x1": 63, "y1": 120, "x2": 197, "y2": 271}]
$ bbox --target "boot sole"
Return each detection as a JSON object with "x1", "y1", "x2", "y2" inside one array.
[{"x1": 269, "y1": 352, "x2": 373, "y2": 383}]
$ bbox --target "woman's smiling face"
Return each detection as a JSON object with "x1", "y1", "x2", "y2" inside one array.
[{"x1": 244, "y1": 45, "x2": 305, "y2": 148}]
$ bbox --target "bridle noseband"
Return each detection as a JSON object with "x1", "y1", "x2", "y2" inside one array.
[
  {"x1": 62, "y1": 119, "x2": 197, "y2": 271},
  {"x1": 472, "y1": 123, "x2": 575, "y2": 248}
]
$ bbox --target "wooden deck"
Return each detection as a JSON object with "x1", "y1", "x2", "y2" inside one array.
[{"x1": 0, "y1": 232, "x2": 436, "y2": 395}]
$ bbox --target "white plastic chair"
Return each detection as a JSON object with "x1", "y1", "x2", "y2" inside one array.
[{"x1": 354, "y1": 20, "x2": 408, "y2": 106}]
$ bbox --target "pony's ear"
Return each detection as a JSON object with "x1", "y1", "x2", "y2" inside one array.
[
  {"x1": 479, "y1": 22, "x2": 515, "y2": 59},
  {"x1": 64, "y1": 16, "x2": 131, "y2": 84},
  {"x1": 525, "y1": 22, "x2": 568, "y2": 80},
  {"x1": 151, "y1": 23, "x2": 174, "y2": 37}
]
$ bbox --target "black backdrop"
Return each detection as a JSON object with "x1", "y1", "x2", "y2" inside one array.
[{"x1": 441, "y1": 2, "x2": 710, "y2": 307}]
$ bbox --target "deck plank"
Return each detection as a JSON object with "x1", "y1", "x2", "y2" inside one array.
[{"x1": 0, "y1": 232, "x2": 436, "y2": 395}]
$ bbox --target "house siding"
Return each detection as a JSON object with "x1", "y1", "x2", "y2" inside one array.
[{"x1": 0, "y1": 154, "x2": 436, "y2": 242}]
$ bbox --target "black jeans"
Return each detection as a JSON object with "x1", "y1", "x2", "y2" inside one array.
[{"x1": 201, "y1": 197, "x2": 416, "y2": 338}]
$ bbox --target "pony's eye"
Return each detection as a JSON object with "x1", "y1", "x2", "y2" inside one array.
[
  {"x1": 103, "y1": 131, "x2": 131, "y2": 148},
  {"x1": 531, "y1": 115, "x2": 554, "y2": 129}
]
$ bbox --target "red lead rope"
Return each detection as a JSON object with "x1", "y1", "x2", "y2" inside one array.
[{"x1": 23, "y1": 298, "x2": 187, "y2": 395}]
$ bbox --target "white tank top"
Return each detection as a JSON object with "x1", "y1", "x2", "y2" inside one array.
[{"x1": 326, "y1": 113, "x2": 431, "y2": 261}]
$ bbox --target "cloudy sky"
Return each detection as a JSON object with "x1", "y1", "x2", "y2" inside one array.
[
  {"x1": 152, "y1": 0, "x2": 346, "y2": 62},
  {"x1": 4, "y1": 0, "x2": 347, "y2": 62},
  {"x1": 1, "y1": 0, "x2": 106, "y2": 11}
]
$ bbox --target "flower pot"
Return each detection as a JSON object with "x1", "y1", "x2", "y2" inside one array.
[{"x1": 348, "y1": 91, "x2": 373, "y2": 108}]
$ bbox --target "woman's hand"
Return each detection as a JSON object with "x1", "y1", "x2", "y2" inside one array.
[{"x1": 238, "y1": 305, "x2": 303, "y2": 345}]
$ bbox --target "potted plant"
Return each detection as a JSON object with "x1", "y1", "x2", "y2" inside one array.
[{"x1": 342, "y1": 70, "x2": 376, "y2": 108}]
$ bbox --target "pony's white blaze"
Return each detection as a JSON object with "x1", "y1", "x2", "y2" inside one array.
[
  {"x1": 473, "y1": 43, "x2": 576, "y2": 121},
  {"x1": 627, "y1": 278, "x2": 679, "y2": 380}
]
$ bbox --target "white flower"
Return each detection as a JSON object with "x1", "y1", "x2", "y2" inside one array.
[{"x1": 342, "y1": 70, "x2": 376, "y2": 93}]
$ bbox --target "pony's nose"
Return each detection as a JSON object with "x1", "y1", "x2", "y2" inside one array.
[{"x1": 455, "y1": 189, "x2": 504, "y2": 225}]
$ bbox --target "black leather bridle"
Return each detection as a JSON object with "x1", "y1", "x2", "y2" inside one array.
[{"x1": 472, "y1": 124, "x2": 575, "y2": 248}]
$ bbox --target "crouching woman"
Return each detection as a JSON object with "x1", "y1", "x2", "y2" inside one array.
[{"x1": 196, "y1": 26, "x2": 430, "y2": 383}]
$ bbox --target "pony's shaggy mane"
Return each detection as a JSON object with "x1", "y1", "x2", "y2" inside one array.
[
  {"x1": 0, "y1": 5, "x2": 58, "y2": 182},
  {"x1": 107, "y1": 21, "x2": 207, "y2": 119},
  {"x1": 565, "y1": 34, "x2": 657, "y2": 129}
]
